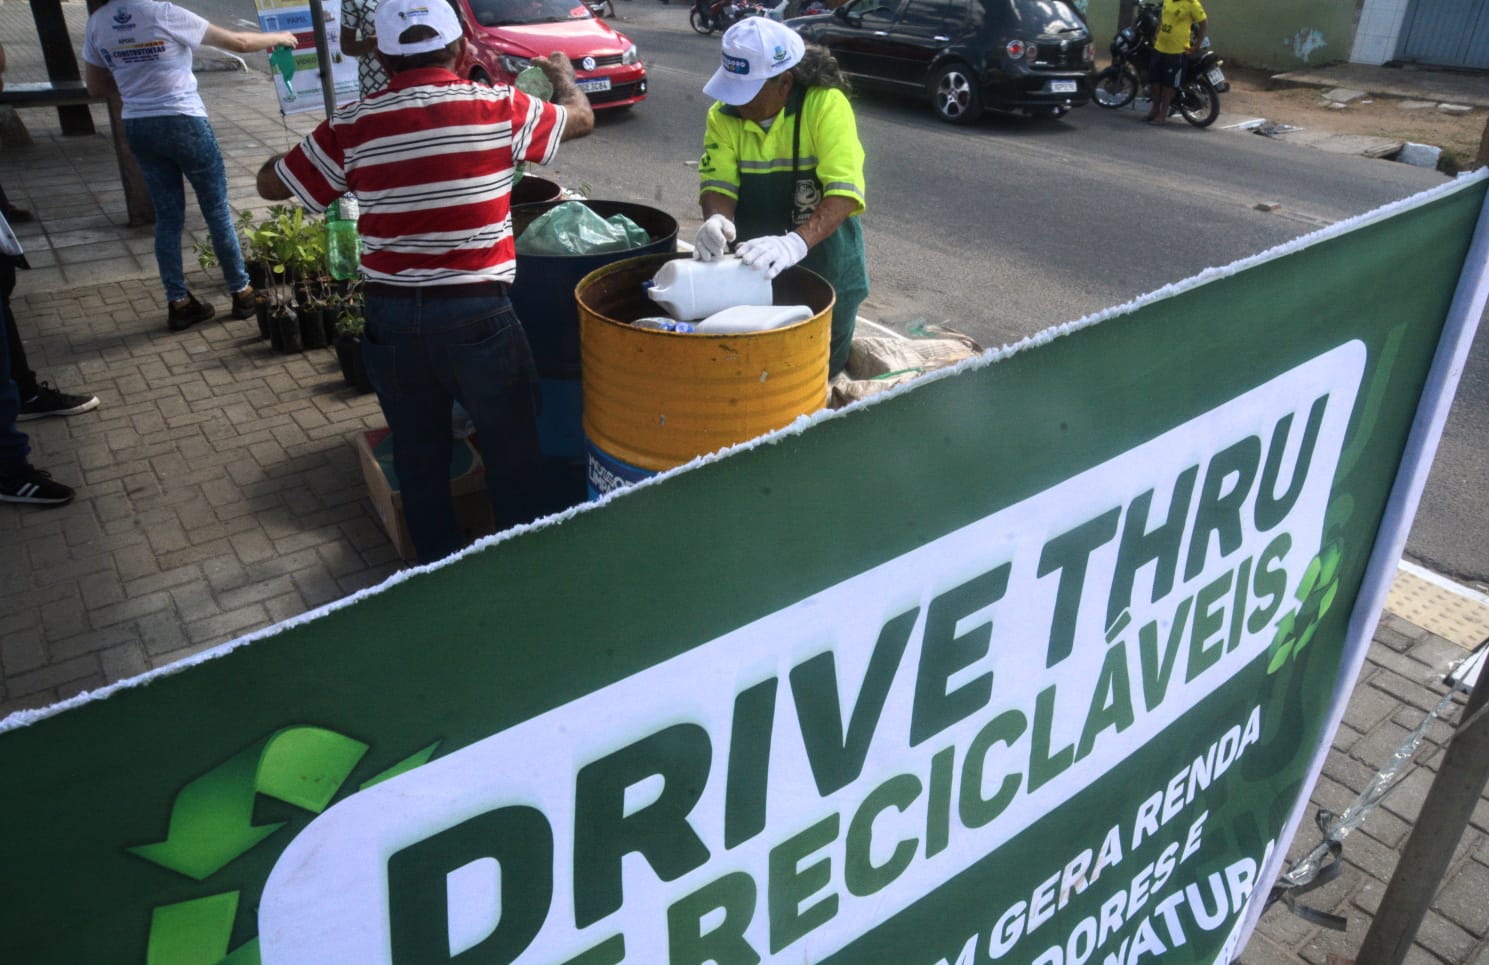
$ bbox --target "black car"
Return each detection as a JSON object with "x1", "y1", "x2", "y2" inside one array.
[{"x1": 788, "y1": 0, "x2": 1094, "y2": 124}]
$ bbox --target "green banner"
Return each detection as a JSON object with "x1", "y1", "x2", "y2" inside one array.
[{"x1": 1, "y1": 175, "x2": 1486, "y2": 965}]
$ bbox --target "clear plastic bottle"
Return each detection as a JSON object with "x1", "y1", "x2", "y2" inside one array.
[
  {"x1": 632, "y1": 317, "x2": 697, "y2": 333},
  {"x1": 514, "y1": 65, "x2": 555, "y2": 101},
  {"x1": 326, "y1": 197, "x2": 361, "y2": 282}
]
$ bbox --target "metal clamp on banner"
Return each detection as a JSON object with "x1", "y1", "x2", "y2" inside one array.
[{"x1": 1265, "y1": 686, "x2": 1461, "y2": 932}]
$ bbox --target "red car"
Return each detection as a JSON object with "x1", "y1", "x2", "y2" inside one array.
[{"x1": 446, "y1": 0, "x2": 648, "y2": 109}]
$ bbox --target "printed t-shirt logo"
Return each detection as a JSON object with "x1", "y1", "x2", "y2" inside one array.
[
  {"x1": 722, "y1": 52, "x2": 749, "y2": 75},
  {"x1": 113, "y1": 8, "x2": 132, "y2": 24}
]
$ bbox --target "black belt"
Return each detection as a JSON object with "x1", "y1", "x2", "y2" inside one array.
[{"x1": 364, "y1": 281, "x2": 509, "y2": 299}]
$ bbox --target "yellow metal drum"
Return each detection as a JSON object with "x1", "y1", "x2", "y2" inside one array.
[{"x1": 579, "y1": 252, "x2": 834, "y2": 475}]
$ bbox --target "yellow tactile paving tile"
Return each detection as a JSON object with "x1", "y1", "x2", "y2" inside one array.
[{"x1": 1386, "y1": 564, "x2": 1489, "y2": 651}]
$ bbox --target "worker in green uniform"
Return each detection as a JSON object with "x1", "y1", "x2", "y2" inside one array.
[{"x1": 695, "y1": 18, "x2": 868, "y2": 377}]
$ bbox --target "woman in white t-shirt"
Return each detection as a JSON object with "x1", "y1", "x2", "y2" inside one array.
[{"x1": 83, "y1": 2, "x2": 295, "y2": 332}]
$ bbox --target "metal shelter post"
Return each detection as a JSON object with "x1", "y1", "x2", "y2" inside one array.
[
  {"x1": 307, "y1": 0, "x2": 339, "y2": 119},
  {"x1": 1355, "y1": 646, "x2": 1489, "y2": 963},
  {"x1": 30, "y1": 0, "x2": 94, "y2": 136}
]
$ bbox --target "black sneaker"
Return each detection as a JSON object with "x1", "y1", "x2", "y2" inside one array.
[
  {"x1": 167, "y1": 293, "x2": 216, "y2": 332},
  {"x1": 0, "y1": 467, "x2": 74, "y2": 506},
  {"x1": 18, "y1": 382, "x2": 100, "y2": 421},
  {"x1": 230, "y1": 285, "x2": 257, "y2": 320}
]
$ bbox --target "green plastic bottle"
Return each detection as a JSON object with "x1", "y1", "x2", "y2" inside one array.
[
  {"x1": 269, "y1": 44, "x2": 298, "y2": 100},
  {"x1": 326, "y1": 197, "x2": 361, "y2": 282}
]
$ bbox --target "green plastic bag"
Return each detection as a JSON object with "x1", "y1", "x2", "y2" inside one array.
[{"x1": 515, "y1": 201, "x2": 651, "y2": 256}]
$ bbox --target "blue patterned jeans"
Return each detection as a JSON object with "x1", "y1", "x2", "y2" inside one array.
[{"x1": 123, "y1": 114, "x2": 249, "y2": 303}]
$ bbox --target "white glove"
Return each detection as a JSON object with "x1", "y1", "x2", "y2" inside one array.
[
  {"x1": 693, "y1": 214, "x2": 736, "y2": 261},
  {"x1": 736, "y1": 231, "x2": 808, "y2": 280}
]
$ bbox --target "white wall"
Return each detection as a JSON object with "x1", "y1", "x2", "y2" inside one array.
[{"x1": 1352, "y1": 0, "x2": 1411, "y2": 64}]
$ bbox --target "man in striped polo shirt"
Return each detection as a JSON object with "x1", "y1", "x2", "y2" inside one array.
[{"x1": 257, "y1": 0, "x2": 593, "y2": 564}]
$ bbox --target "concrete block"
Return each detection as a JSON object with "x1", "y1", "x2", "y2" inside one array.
[
  {"x1": 1437, "y1": 103, "x2": 1473, "y2": 115},
  {"x1": 1374, "y1": 622, "x2": 1417, "y2": 652},
  {"x1": 49, "y1": 624, "x2": 137, "y2": 663},
  {"x1": 1436, "y1": 860, "x2": 1489, "y2": 933},
  {"x1": 1380, "y1": 766, "x2": 1434, "y2": 823},
  {"x1": 99, "y1": 641, "x2": 150, "y2": 682},
  {"x1": 1324, "y1": 87, "x2": 1369, "y2": 103},
  {"x1": 1238, "y1": 930, "x2": 1305, "y2": 964},
  {"x1": 1397, "y1": 142, "x2": 1443, "y2": 168},
  {"x1": 1363, "y1": 643, "x2": 1435, "y2": 690},
  {"x1": 41, "y1": 597, "x2": 89, "y2": 640},
  {"x1": 138, "y1": 611, "x2": 192, "y2": 658},
  {"x1": 184, "y1": 604, "x2": 270, "y2": 646},
  {"x1": 1380, "y1": 612, "x2": 1429, "y2": 642},
  {"x1": 1348, "y1": 717, "x2": 1416, "y2": 774},
  {"x1": 1344, "y1": 683, "x2": 1403, "y2": 733},
  {"x1": 0, "y1": 625, "x2": 47, "y2": 676},
  {"x1": 1415, "y1": 909, "x2": 1477, "y2": 964},
  {"x1": 6, "y1": 653, "x2": 103, "y2": 699},
  {"x1": 1269, "y1": 128, "x2": 1402, "y2": 158}
]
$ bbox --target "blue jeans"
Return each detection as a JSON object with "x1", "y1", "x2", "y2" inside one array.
[
  {"x1": 361, "y1": 290, "x2": 542, "y2": 564},
  {"x1": 0, "y1": 298, "x2": 30, "y2": 474},
  {"x1": 124, "y1": 114, "x2": 249, "y2": 303}
]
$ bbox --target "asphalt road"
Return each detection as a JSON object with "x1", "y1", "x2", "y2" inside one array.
[
  {"x1": 203, "y1": 0, "x2": 1489, "y2": 588},
  {"x1": 556, "y1": 7, "x2": 1449, "y2": 340}
]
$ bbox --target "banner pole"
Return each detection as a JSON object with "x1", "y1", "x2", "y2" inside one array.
[
  {"x1": 1354, "y1": 650, "x2": 1489, "y2": 963},
  {"x1": 307, "y1": 0, "x2": 338, "y2": 118}
]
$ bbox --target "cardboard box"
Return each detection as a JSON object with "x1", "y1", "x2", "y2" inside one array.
[{"x1": 354, "y1": 427, "x2": 494, "y2": 560}]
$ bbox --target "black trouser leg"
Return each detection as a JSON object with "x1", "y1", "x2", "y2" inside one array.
[{"x1": 1, "y1": 260, "x2": 38, "y2": 400}]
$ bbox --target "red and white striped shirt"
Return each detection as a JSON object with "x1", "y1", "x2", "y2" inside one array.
[{"x1": 275, "y1": 67, "x2": 567, "y2": 287}]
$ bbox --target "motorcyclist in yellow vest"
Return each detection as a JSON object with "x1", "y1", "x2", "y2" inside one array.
[{"x1": 1147, "y1": 0, "x2": 1207, "y2": 124}]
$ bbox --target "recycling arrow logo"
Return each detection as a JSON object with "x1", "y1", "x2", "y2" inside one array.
[
  {"x1": 1266, "y1": 542, "x2": 1343, "y2": 675},
  {"x1": 130, "y1": 726, "x2": 439, "y2": 964}
]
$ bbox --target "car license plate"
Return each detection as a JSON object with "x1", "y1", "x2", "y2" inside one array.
[
  {"x1": 1049, "y1": 80, "x2": 1077, "y2": 93},
  {"x1": 1206, "y1": 67, "x2": 1226, "y2": 85},
  {"x1": 577, "y1": 77, "x2": 612, "y2": 93}
]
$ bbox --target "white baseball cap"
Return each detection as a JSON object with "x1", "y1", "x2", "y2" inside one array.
[
  {"x1": 375, "y1": 0, "x2": 463, "y2": 56},
  {"x1": 703, "y1": 18, "x2": 805, "y2": 105}
]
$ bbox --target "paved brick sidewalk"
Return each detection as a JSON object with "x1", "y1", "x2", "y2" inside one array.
[
  {"x1": 1241, "y1": 609, "x2": 1489, "y2": 965},
  {"x1": 0, "y1": 271, "x2": 398, "y2": 711}
]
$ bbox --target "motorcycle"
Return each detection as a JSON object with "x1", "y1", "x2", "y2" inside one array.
[
  {"x1": 1091, "y1": 1, "x2": 1226, "y2": 128},
  {"x1": 690, "y1": 0, "x2": 786, "y2": 35}
]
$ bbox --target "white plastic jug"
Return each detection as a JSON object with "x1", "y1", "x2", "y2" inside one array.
[
  {"x1": 694, "y1": 304, "x2": 813, "y2": 334},
  {"x1": 645, "y1": 257, "x2": 772, "y2": 321}
]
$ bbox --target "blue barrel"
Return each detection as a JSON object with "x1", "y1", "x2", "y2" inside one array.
[
  {"x1": 509, "y1": 200, "x2": 678, "y2": 513},
  {"x1": 585, "y1": 437, "x2": 655, "y2": 500}
]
